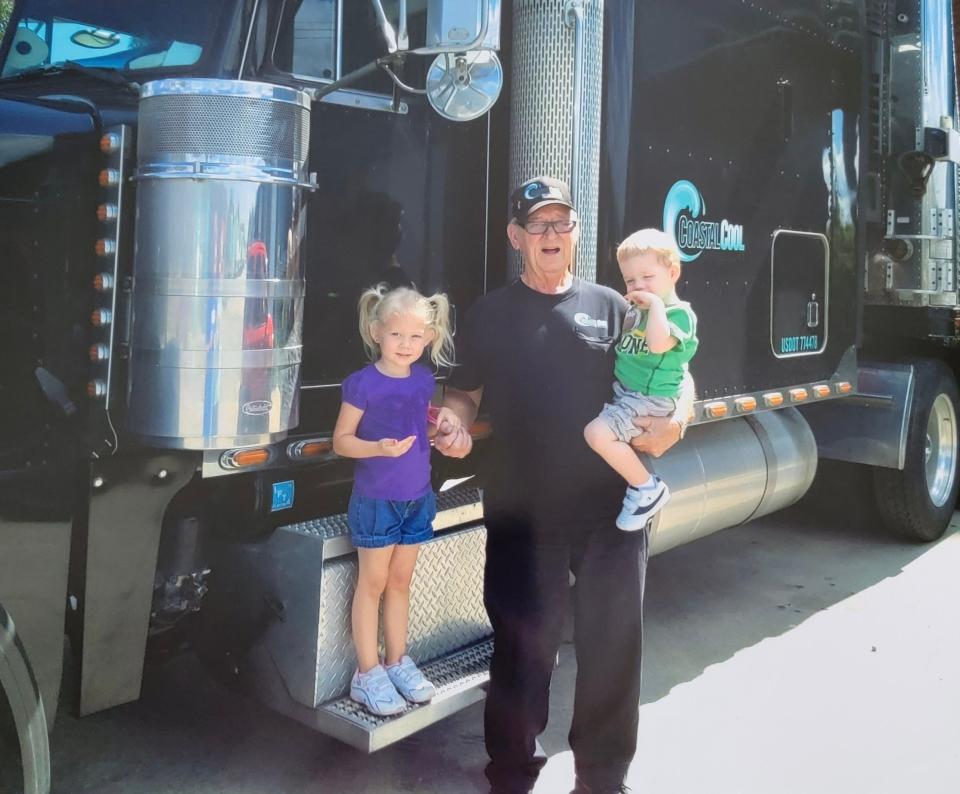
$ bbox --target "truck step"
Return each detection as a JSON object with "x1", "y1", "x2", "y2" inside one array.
[{"x1": 314, "y1": 638, "x2": 493, "y2": 752}]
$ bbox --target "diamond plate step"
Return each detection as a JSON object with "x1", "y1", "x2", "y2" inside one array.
[{"x1": 314, "y1": 639, "x2": 493, "y2": 752}]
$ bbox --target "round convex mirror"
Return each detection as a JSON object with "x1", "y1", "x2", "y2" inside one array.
[{"x1": 425, "y1": 50, "x2": 503, "y2": 122}]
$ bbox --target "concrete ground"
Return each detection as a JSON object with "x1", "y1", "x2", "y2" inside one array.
[{"x1": 47, "y1": 506, "x2": 960, "y2": 794}]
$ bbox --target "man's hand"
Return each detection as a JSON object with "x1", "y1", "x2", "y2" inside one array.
[
  {"x1": 435, "y1": 386, "x2": 482, "y2": 459},
  {"x1": 434, "y1": 421, "x2": 473, "y2": 458},
  {"x1": 378, "y1": 436, "x2": 417, "y2": 457},
  {"x1": 629, "y1": 415, "x2": 682, "y2": 458},
  {"x1": 433, "y1": 406, "x2": 462, "y2": 432}
]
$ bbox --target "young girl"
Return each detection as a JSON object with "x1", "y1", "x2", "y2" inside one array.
[{"x1": 333, "y1": 283, "x2": 461, "y2": 716}]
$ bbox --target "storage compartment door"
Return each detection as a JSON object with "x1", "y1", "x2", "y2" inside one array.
[{"x1": 770, "y1": 230, "x2": 828, "y2": 358}]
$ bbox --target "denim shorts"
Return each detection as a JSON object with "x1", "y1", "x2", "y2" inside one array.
[
  {"x1": 598, "y1": 380, "x2": 677, "y2": 443},
  {"x1": 348, "y1": 491, "x2": 437, "y2": 548}
]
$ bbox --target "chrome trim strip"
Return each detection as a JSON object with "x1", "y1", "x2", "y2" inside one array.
[
  {"x1": 132, "y1": 276, "x2": 306, "y2": 298},
  {"x1": 100, "y1": 124, "x2": 131, "y2": 455},
  {"x1": 693, "y1": 345, "x2": 858, "y2": 425},
  {"x1": 134, "y1": 346, "x2": 302, "y2": 369},
  {"x1": 140, "y1": 78, "x2": 311, "y2": 108},
  {"x1": 238, "y1": 0, "x2": 263, "y2": 79}
]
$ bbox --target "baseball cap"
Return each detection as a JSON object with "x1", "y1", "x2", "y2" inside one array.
[{"x1": 510, "y1": 176, "x2": 574, "y2": 223}]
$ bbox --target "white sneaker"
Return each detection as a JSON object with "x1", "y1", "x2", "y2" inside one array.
[
  {"x1": 616, "y1": 477, "x2": 670, "y2": 531},
  {"x1": 350, "y1": 664, "x2": 407, "y2": 716},
  {"x1": 386, "y1": 655, "x2": 436, "y2": 703}
]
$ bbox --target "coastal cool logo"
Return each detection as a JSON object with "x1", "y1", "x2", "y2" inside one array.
[{"x1": 662, "y1": 180, "x2": 745, "y2": 263}]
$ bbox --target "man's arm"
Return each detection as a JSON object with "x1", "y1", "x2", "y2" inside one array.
[
  {"x1": 434, "y1": 386, "x2": 483, "y2": 458},
  {"x1": 629, "y1": 373, "x2": 695, "y2": 458}
]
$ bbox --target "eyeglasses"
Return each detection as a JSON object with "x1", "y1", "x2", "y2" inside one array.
[{"x1": 520, "y1": 219, "x2": 578, "y2": 235}]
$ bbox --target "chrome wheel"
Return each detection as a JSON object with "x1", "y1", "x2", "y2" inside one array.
[{"x1": 924, "y1": 392, "x2": 957, "y2": 507}]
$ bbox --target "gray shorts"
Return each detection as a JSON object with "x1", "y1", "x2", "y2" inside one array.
[{"x1": 597, "y1": 381, "x2": 677, "y2": 443}]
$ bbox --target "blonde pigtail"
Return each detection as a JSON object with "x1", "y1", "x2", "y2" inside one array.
[
  {"x1": 425, "y1": 292, "x2": 456, "y2": 369},
  {"x1": 357, "y1": 283, "x2": 389, "y2": 361}
]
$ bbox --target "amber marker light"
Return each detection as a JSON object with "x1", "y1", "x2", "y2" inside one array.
[
  {"x1": 99, "y1": 133, "x2": 121, "y2": 153},
  {"x1": 87, "y1": 380, "x2": 106, "y2": 398},
  {"x1": 97, "y1": 203, "x2": 118, "y2": 222},
  {"x1": 90, "y1": 309, "x2": 112, "y2": 327},
  {"x1": 93, "y1": 273, "x2": 114, "y2": 292},
  {"x1": 98, "y1": 168, "x2": 119, "y2": 187},
  {"x1": 221, "y1": 448, "x2": 271, "y2": 469},
  {"x1": 288, "y1": 439, "x2": 333, "y2": 460},
  {"x1": 95, "y1": 239, "x2": 116, "y2": 256},
  {"x1": 812, "y1": 385, "x2": 831, "y2": 398},
  {"x1": 735, "y1": 396, "x2": 757, "y2": 412},
  {"x1": 88, "y1": 344, "x2": 109, "y2": 362},
  {"x1": 763, "y1": 392, "x2": 785, "y2": 407},
  {"x1": 704, "y1": 401, "x2": 729, "y2": 419},
  {"x1": 836, "y1": 382, "x2": 853, "y2": 394},
  {"x1": 789, "y1": 388, "x2": 809, "y2": 402}
]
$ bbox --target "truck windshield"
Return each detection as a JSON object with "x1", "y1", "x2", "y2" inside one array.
[{"x1": 1, "y1": 0, "x2": 228, "y2": 78}]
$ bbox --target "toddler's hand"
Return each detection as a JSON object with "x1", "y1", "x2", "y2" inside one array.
[
  {"x1": 625, "y1": 290, "x2": 660, "y2": 309},
  {"x1": 378, "y1": 436, "x2": 416, "y2": 457}
]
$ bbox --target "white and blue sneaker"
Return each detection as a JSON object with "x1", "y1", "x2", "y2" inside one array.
[
  {"x1": 350, "y1": 664, "x2": 407, "y2": 716},
  {"x1": 616, "y1": 477, "x2": 670, "y2": 532},
  {"x1": 386, "y1": 655, "x2": 436, "y2": 704}
]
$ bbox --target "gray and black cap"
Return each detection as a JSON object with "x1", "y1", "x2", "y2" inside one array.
[{"x1": 510, "y1": 176, "x2": 574, "y2": 223}]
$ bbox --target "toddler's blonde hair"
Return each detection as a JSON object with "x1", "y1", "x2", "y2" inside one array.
[
  {"x1": 617, "y1": 228, "x2": 682, "y2": 271},
  {"x1": 357, "y1": 283, "x2": 456, "y2": 369}
]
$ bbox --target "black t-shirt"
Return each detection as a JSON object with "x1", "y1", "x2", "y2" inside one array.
[{"x1": 451, "y1": 277, "x2": 628, "y2": 529}]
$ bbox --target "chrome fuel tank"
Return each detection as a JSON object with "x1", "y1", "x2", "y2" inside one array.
[
  {"x1": 650, "y1": 408, "x2": 817, "y2": 555},
  {"x1": 126, "y1": 79, "x2": 313, "y2": 450}
]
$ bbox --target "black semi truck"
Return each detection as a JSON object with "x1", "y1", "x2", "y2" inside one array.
[{"x1": 1, "y1": 1, "x2": 958, "y2": 791}]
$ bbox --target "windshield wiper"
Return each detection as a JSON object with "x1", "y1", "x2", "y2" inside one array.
[{"x1": 5, "y1": 61, "x2": 139, "y2": 93}]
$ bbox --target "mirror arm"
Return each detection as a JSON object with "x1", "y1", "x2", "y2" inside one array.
[
  {"x1": 382, "y1": 61, "x2": 427, "y2": 95},
  {"x1": 309, "y1": 58, "x2": 387, "y2": 100}
]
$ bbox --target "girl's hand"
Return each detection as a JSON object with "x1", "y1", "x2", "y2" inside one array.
[
  {"x1": 378, "y1": 435, "x2": 417, "y2": 457},
  {"x1": 624, "y1": 290, "x2": 661, "y2": 309}
]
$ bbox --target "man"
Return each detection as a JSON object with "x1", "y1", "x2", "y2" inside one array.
[{"x1": 435, "y1": 177, "x2": 690, "y2": 794}]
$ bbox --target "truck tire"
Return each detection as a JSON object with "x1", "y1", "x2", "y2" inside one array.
[
  {"x1": 0, "y1": 604, "x2": 50, "y2": 794},
  {"x1": 872, "y1": 359, "x2": 960, "y2": 542}
]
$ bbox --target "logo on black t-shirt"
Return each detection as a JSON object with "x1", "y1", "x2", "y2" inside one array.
[{"x1": 574, "y1": 312, "x2": 608, "y2": 331}]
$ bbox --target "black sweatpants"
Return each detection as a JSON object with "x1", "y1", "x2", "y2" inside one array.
[{"x1": 483, "y1": 511, "x2": 649, "y2": 793}]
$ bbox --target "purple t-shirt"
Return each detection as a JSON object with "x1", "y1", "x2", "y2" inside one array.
[{"x1": 341, "y1": 363, "x2": 435, "y2": 501}]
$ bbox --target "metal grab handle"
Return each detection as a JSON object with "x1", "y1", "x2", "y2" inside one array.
[
  {"x1": 565, "y1": 0, "x2": 586, "y2": 210},
  {"x1": 806, "y1": 296, "x2": 820, "y2": 328}
]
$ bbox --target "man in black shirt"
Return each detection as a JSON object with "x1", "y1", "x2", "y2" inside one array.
[{"x1": 436, "y1": 177, "x2": 690, "y2": 794}]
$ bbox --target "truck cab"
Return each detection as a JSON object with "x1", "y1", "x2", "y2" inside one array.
[{"x1": 1, "y1": 2, "x2": 959, "y2": 791}]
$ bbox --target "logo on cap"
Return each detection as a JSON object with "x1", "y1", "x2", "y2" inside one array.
[{"x1": 524, "y1": 182, "x2": 543, "y2": 200}]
